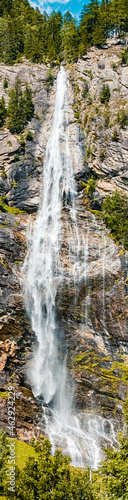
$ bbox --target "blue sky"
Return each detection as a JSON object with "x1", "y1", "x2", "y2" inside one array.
[{"x1": 29, "y1": 1, "x2": 88, "y2": 20}]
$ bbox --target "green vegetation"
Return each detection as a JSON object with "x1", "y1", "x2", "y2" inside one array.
[
  {"x1": 14, "y1": 153, "x2": 19, "y2": 161},
  {"x1": 3, "y1": 77, "x2": 8, "y2": 89},
  {"x1": 0, "y1": 426, "x2": 128, "y2": 499},
  {"x1": 46, "y1": 69, "x2": 54, "y2": 92},
  {"x1": 117, "y1": 107, "x2": 128, "y2": 128},
  {"x1": 86, "y1": 176, "x2": 96, "y2": 195},
  {"x1": 104, "y1": 109, "x2": 110, "y2": 128},
  {"x1": 121, "y1": 46, "x2": 128, "y2": 65},
  {"x1": 82, "y1": 81, "x2": 89, "y2": 98},
  {"x1": 96, "y1": 436, "x2": 128, "y2": 499},
  {"x1": 25, "y1": 128, "x2": 33, "y2": 141},
  {"x1": 99, "y1": 147, "x2": 106, "y2": 161},
  {"x1": 7, "y1": 77, "x2": 34, "y2": 133},
  {"x1": 0, "y1": 431, "x2": 8, "y2": 494},
  {"x1": 102, "y1": 190, "x2": 128, "y2": 249},
  {"x1": 100, "y1": 84, "x2": 111, "y2": 104},
  {"x1": 0, "y1": 97, "x2": 6, "y2": 128},
  {"x1": 61, "y1": 12, "x2": 79, "y2": 62},
  {"x1": 0, "y1": 196, "x2": 24, "y2": 215},
  {"x1": 0, "y1": 0, "x2": 128, "y2": 64},
  {"x1": 112, "y1": 129, "x2": 119, "y2": 141}
]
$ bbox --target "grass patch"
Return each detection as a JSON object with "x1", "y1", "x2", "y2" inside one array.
[
  {"x1": 0, "y1": 196, "x2": 24, "y2": 215},
  {"x1": 8, "y1": 438, "x2": 37, "y2": 469}
]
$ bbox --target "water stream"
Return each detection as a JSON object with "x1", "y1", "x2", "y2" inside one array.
[{"x1": 22, "y1": 67, "x2": 117, "y2": 469}]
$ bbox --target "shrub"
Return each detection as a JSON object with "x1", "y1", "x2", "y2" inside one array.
[
  {"x1": 121, "y1": 47, "x2": 128, "y2": 65},
  {"x1": 3, "y1": 77, "x2": 8, "y2": 89},
  {"x1": 100, "y1": 84, "x2": 110, "y2": 104},
  {"x1": 25, "y1": 128, "x2": 33, "y2": 141},
  {"x1": 0, "y1": 96, "x2": 6, "y2": 128},
  {"x1": 111, "y1": 61, "x2": 117, "y2": 70},
  {"x1": 99, "y1": 147, "x2": 106, "y2": 161},
  {"x1": 104, "y1": 109, "x2": 110, "y2": 128},
  {"x1": 86, "y1": 145, "x2": 92, "y2": 158},
  {"x1": 86, "y1": 176, "x2": 96, "y2": 195},
  {"x1": 112, "y1": 129, "x2": 119, "y2": 141},
  {"x1": 46, "y1": 70, "x2": 54, "y2": 92},
  {"x1": 102, "y1": 190, "x2": 128, "y2": 249},
  {"x1": 117, "y1": 108, "x2": 128, "y2": 128},
  {"x1": 74, "y1": 111, "x2": 79, "y2": 120},
  {"x1": 14, "y1": 153, "x2": 19, "y2": 161}
]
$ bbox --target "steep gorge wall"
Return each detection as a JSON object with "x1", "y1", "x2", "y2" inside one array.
[{"x1": 0, "y1": 49, "x2": 128, "y2": 441}]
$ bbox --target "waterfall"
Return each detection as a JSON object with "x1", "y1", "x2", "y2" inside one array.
[{"x1": 22, "y1": 67, "x2": 117, "y2": 469}]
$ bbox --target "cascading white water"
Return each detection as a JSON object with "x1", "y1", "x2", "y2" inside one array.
[{"x1": 22, "y1": 67, "x2": 117, "y2": 469}]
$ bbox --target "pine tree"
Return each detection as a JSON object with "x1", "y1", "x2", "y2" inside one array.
[
  {"x1": 0, "y1": 96, "x2": 6, "y2": 127},
  {"x1": 61, "y1": 12, "x2": 79, "y2": 62},
  {"x1": 7, "y1": 77, "x2": 34, "y2": 133}
]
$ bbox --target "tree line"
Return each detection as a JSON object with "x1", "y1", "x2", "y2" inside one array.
[
  {"x1": 0, "y1": 0, "x2": 128, "y2": 64},
  {"x1": 0, "y1": 422, "x2": 128, "y2": 499}
]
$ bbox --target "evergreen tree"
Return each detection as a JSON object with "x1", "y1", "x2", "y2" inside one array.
[
  {"x1": 100, "y1": 83, "x2": 111, "y2": 103},
  {"x1": 5, "y1": 436, "x2": 94, "y2": 500},
  {"x1": 61, "y1": 11, "x2": 79, "y2": 62},
  {"x1": 79, "y1": 1, "x2": 100, "y2": 51},
  {"x1": 98, "y1": 436, "x2": 128, "y2": 499},
  {"x1": 0, "y1": 96, "x2": 6, "y2": 127},
  {"x1": 7, "y1": 77, "x2": 34, "y2": 133}
]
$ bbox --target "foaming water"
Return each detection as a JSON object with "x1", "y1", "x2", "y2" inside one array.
[{"x1": 22, "y1": 67, "x2": 117, "y2": 469}]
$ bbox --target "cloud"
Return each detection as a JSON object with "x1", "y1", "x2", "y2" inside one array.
[
  {"x1": 30, "y1": 0, "x2": 71, "y2": 13},
  {"x1": 29, "y1": 0, "x2": 85, "y2": 18}
]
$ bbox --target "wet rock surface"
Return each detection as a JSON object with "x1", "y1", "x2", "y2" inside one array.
[{"x1": 0, "y1": 56, "x2": 128, "y2": 441}]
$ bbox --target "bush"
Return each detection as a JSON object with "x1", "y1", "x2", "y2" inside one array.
[
  {"x1": 104, "y1": 109, "x2": 110, "y2": 128},
  {"x1": 14, "y1": 153, "x2": 19, "y2": 161},
  {"x1": 74, "y1": 111, "x2": 79, "y2": 120},
  {"x1": 102, "y1": 190, "x2": 128, "y2": 249},
  {"x1": 46, "y1": 70, "x2": 54, "y2": 92},
  {"x1": 99, "y1": 147, "x2": 106, "y2": 161},
  {"x1": 117, "y1": 108, "x2": 128, "y2": 128},
  {"x1": 121, "y1": 47, "x2": 128, "y2": 65},
  {"x1": 100, "y1": 84, "x2": 110, "y2": 104},
  {"x1": 112, "y1": 129, "x2": 119, "y2": 141},
  {"x1": 25, "y1": 128, "x2": 33, "y2": 141},
  {"x1": 86, "y1": 176, "x2": 96, "y2": 196},
  {"x1": 0, "y1": 96, "x2": 6, "y2": 128},
  {"x1": 7, "y1": 77, "x2": 34, "y2": 134},
  {"x1": 3, "y1": 77, "x2": 8, "y2": 89},
  {"x1": 111, "y1": 61, "x2": 117, "y2": 70}
]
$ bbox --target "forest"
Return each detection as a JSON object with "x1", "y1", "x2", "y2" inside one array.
[{"x1": 0, "y1": 0, "x2": 128, "y2": 64}]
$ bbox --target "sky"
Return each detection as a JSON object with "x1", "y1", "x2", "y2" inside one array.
[{"x1": 29, "y1": 0, "x2": 88, "y2": 20}]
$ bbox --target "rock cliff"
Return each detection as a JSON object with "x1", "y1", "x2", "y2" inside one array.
[{"x1": 0, "y1": 45, "x2": 128, "y2": 442}]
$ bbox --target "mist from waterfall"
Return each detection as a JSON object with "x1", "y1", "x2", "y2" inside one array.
[{"x1": 22, "y1": 67, "x2": 117, "y2": 469}]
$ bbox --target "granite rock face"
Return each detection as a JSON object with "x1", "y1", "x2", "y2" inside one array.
[
  {"x1": 69, "y1": 39, "x2": 128, "y2": 200},
  {"x1": 0, "y1": 54, "x2": 128, "y2": 439}
]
